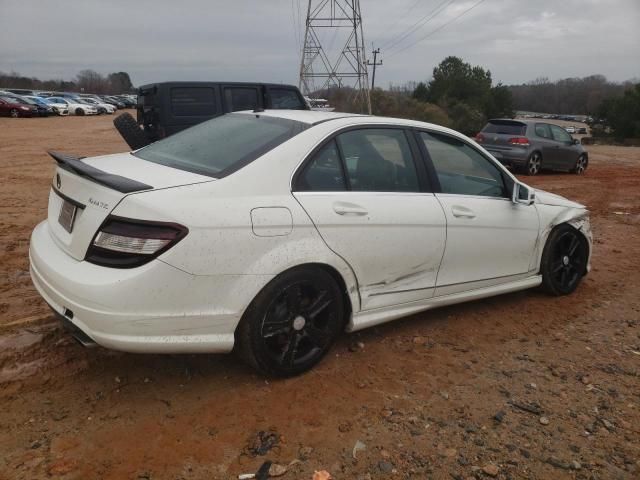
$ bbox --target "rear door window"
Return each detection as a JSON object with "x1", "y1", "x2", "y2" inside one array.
[
  {"x1": 336, "y1": 129, "x2": 420, "y2": 192},
  {"x1": 170, "y1": 87, "x2": 217, "y2": 116},
  {"x1": 224, "y1": 87, "x2": 259, "y2": 112},
  {"x1": 268, "y1": 88, "x2": 305, "y2": 109},
  {"x1": 297, "y1": 141, "x2": 346, "y2": 191},
  {"x1": 534, "y1": 123, "x2": 552, "y2": 139}
]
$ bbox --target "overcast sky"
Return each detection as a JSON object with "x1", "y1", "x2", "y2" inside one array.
[{"x1": 1, "y1": 0, "x2": 638, "y2": 89}]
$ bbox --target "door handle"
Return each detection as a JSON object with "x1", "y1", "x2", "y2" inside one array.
[
  {"x1": 333, "y1": 202, "x2": 368, "y2": 216},
  {"x1": 451, "y1": 205, "x2": 476, "y2": 218}
]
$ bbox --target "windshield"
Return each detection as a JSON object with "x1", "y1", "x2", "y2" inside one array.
[{"x1": 134, "y1": 113, "x2": 308, "y2": 177}]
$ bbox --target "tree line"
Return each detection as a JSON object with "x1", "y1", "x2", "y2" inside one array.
[
  {"x1": 0, "y1": 70, "x2": 134, "y2": 95},
  {"x1": 328, "y1": 55, "x2": 638, "y2": 139},
  {"x1": 509, "y1": 75, "x2": 633, "y2": 115}
]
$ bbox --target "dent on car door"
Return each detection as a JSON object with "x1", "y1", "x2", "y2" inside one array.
[
  {"x1": 292, "y1": 127, "x2": 447, "y2": 310},
  {"x1": 416, "y1": 131, "x2": 540, "y2": 296}
]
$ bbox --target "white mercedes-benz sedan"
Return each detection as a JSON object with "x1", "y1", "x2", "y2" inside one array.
[{"x1": 29, "y1": 110, "x2": 592, "y2": 376}]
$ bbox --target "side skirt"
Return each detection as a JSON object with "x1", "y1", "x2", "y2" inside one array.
[{"x1": 347, "y1": 275, "x2": 542, "y2": 332}]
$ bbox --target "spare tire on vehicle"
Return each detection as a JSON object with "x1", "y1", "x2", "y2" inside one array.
[{"x1": 113, "y1": 112, "x2": 151, "y2": 150}]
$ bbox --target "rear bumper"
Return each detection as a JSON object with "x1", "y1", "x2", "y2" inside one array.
[
  {"x1": 485, "y1": 147, "x2": 530, "y2": 166},
  {"x1": 29, "y1": 221, "x2": 272, "y2": 354}
]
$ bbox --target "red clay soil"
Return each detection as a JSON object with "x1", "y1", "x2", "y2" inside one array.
[{"x1": 0, "y1": 116, "x2": 638, "y2": 480}]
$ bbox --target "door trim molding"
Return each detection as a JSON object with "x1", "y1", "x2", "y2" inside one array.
[{"x1": 348, "y1": 275, "x2": 541, "y2": 332}]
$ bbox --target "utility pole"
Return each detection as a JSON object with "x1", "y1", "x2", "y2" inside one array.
[
  {"x1": 367, "y1": 47, "x2": 382, "y2": 90},
  {"x1": 298, "y1": 0, "x2": 371, "y2": 114}
]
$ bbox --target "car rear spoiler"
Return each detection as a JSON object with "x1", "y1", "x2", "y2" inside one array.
[{"x1": 48, "y1": 151, "x2": 153, "y2": 194}]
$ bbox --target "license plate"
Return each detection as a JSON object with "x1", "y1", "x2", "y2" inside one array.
[{"x1": 58, "y1": 200, "x2": 77, "y2": 233}]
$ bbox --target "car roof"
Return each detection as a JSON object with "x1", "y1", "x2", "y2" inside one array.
[
  {"x1": 235, "y1": 109, "x2": 366, "y2": 125},
  {"x1": 234, "y1": 109, "x2": 469, "y2": 139},
  {"x1": 138, "y1": 81, "x2": 300, "y2": 90}
]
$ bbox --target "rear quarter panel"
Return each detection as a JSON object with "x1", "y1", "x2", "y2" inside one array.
[{"x1": 112, "y1": 178, "x2": 362, "y2": 311}]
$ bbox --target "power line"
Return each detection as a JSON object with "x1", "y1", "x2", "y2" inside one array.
[
  {"x1": 380, "y1": 0, "x2": 455, "y2": 51},
  {"x1": 387, "y1": 0, "x2": 488, "y2": 58},
  {"x1": 379, "y1": 0, "x2": 423, "y2": 42}
]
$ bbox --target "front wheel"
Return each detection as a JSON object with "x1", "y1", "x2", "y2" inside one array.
[
  {"x1": 236, "y1": 266, "x2": 345, "y2": 377},
  {"x1": 572, "y1": 155, "x2": 588, "y2": 174},
  {"x1": 9, "y1": 108, "x2": 19, "y2": 118},
  {"x1": 540, "y1": 225, "x2": 588, "y2": 295},
  {"x1": 75, "y1": 108, "x2": 85, "y2": 116},
  {"x1": 525, "y1": 152, "x2": 542, "y2": 176}
]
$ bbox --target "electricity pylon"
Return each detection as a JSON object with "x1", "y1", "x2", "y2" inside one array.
[{"x1": 298, "y1": 0, "x2": 371, "y2": 114}]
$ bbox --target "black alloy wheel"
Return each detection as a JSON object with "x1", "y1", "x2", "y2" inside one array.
[
  {"x1": 9, "y1": 108, "x2": 19, "y2": 118},
  {"x1": 541, "y1": 225, "x2": 588, "y2": 295},
  {"x1": 237, "y1": 266, "x2": 344, "y2": 377}
]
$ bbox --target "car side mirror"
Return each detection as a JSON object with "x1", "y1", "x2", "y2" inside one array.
[{"x1": 512, "y1": 181, "x2": 535, "y2": 206}]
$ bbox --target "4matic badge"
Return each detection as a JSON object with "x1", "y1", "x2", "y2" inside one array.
[{"x1": 88, "y1": 197, "x2": 109, "y2": 210}]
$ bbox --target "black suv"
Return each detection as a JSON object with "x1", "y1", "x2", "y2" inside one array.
[{"x1": 114, "y1": 81, "x2": 309, "y2": 150}]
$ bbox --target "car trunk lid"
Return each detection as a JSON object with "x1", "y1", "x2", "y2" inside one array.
[{"x1": 47, "y1": 151, "x2": 212, "y2": 261}]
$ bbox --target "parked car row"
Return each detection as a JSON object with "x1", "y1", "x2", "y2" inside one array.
[
  {"x1": 564, "y1": 125, "x2": 588, "y2": 134},
  {"x1": 520, "y1": 113, "x2": 591, "y2": 123},
  {"x1": 0, "y1": 88, "x2": 136, "y2": 118}
]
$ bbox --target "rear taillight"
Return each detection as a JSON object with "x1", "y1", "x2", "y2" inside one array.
[
  {"x1": 475, "y1": 133, "x2": 485, "y2": 143},
  {"x1": 85, "y1": 216, "x2": 188, "y2": 268},
  {"x1": 508, "y1": 137, "x2": 530, "y2": 146}
]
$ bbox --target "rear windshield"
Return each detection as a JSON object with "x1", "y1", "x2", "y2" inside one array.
[
  {"x1": 482, "y1": 121, "x2": 526, "y2": 135},
  {"x1": 134, "y1": 113, "x2": 308, "y2": 177}
]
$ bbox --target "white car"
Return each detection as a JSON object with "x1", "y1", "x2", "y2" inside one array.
[
  {"x1": 80, "y1": 97, "x2": 116, "y2": 115},
  {"x1": 29, "y1": 111, "x2": 592, "y2": 376},
  {"x1": 565, "y1": 125, "x2": 576, "y2": 134},
  {"x1": 47, "y1": 97, "x2": 97, "y2": 116},
  {"x1": 38, "y1": 97, "x2": 69, "y2": 116}
]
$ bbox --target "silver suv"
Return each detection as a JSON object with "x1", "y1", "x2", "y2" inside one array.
[{"x1": 476, "y1": 119, "x2": 588, "y2": 175}]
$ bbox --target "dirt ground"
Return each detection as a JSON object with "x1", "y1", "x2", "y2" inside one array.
[{"x1": 0, "y1": 115, "x2": 639, "y2": 480}]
